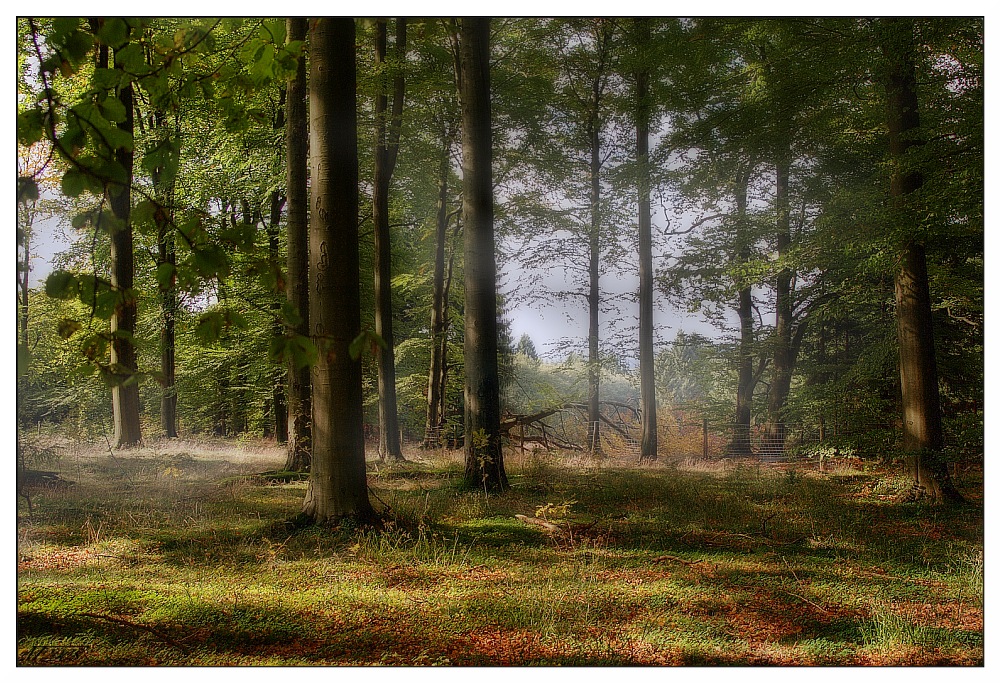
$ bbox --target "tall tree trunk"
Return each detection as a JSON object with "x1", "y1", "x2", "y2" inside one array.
[
  {"x1": 459, "y1": 17, "x2": 508, "y2": 492},
  {"x1": 108, "y1": 36, "x2": 141, "y2": 448},
  {"x1": 879, "y1": 18, "x2": 962, "y2": 504},
  {"x1": 439, "y1": 218, "x2": 460, "y2": 436},
  {"x1": 584, "y1": 24, "x2": 612, "y2": 455},
  {"x1": 266, "y1": 188, "x2": 288, "y2": 443},
  {"x1": 765, "y1": 151, "x2": 793, "y2": 452},
  {"x1": 147, "y1": 97, "x2": 179, "y2": 440},
  {"x1": 301, "y1": 17, "x2": 374, "y2": 523},
  {"x1": 424, "y1": 130, "x2": 452, "y2": 448},
  {"x1": 634, "y1": 17, "x2": 657, "y2": 463},
  {"x1": 19, "y1": 223, "x2": 30, "y2": 348},
  {"x1": 284, "y1": 16, "x2": 311, "y2": 472},
  {"x1": 153, "y1": 135, "x2": 177, "y2": 438},
  {"x1": 586, "y1": 117, "x2": 602, "y2": 455},
  {"x1": 373, "y1": 18, "x2": 407, "y2": 461},
  {"x1": 727, "y1": 171, "x2": 754, "y2": 457}
]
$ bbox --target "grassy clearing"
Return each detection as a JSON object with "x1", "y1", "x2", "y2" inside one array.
[{"x1": 17, "y1": 437, "x2": 983, "y2": 666}]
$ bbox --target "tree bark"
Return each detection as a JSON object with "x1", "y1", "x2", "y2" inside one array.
[
  {"x1": 634, "y1": 17, "x2": 657, "y2": 463},
  {"x1": 19, "y1": 220, "x2": 30, "y2": 348},
  {"x1": 586, "y1": 101, "x2": 603, "y2": 456},
  {"x1": 108, "y1": 35, "x2": 141, "y2": 448},
  {"x1": 727, "y1": 170, "x2": 754, "y2": 457},
  {"x1": 424, "y1": 129, "x2": 452, "y2": 448},
  {"x1": 151, "y1": 110, "x2": 178, "y2": 438},
  {"x1": 459, "y1": 17, "x2": 508, "y2": 491},
  {"x1": 301, "y1": 17, "x2": 374, "y2": 523},
  {"x1": 584, "y1": 23, "x2": 612, "y2": 455},
  {"x1": 373, "y1": 18, "x2": 407, "y2": 461},
  {"x1": 879, "y1": 17, "x2": 962, "y2": 504},
  {"x1": 284, "y1": 16, "x2": 311, "y2": 472},
  {"x1": 266, "y1": 188, "x2": 288, "y2": 444},
  {"x1": 439, "y1": 218, "x2": 460, "y2": 434},
  {"x1": 764, "y1": 150, "x2": 793, "y2": 452}
]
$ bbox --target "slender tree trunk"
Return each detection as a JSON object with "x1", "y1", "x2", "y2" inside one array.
[
  {"x1": 439, "y1": 218, "x2": 460, "y2": 435},
  {"x1": 765, "y1": 152, "x2": 793, "y2": 451},
  {"x1": 879, "y1": 17, "x2": 962, "y2": 504},
  {"x1": 267, "y1": 188, "x2": 288, "y2": 443},
  {"x1": 373, "y1": 18, "x2": 407, "y2": 461},
  {"x1": 284, "y1": 16, "x2": 311, "y2": 472},
  {"x1": 301, "y1": 17, "x2": 374, "y2": 523},
  {"x1": 153, "y1": 147, "x2": 178, "y2": 438},
  {"x1": 20, "y1": 224, "x2": 30, "y2": 348},
  {"x1": 586, "y1": 121, "x2": 602, "y2": 454},
  {"x1": 727, "y1": 172, "x2": 754, "y2": 457},
  {"x1": 108, "y1": 37, "x2": 141, "y2": 448},
  {"x1": 634, "y1": 17, "x2": 657, "y2": 463},
  {"x1": 459, "y1": 17, "x2": 508, "y2": 492},
  {"x1": 424, "y1": 132, "x2": 451, "y2": 448}
]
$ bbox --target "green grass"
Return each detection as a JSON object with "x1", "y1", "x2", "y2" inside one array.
[{"x1": 17, "y1": 439, "x2": 984, "y2": 665}]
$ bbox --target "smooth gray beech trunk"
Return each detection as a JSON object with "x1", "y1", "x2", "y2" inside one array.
[
  {"x1": 459, "y1": 17, "x2": 508, "y2": 492},
  {"x1": 301, "y1": 17, "x2": 374, "y2": 523},
  {"x1": 284, "y1": 16, "x2": 311, "y2": 472}
]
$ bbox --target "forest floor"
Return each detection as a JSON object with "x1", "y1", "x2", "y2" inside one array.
[{"x1": 16, "y1": 435, "x2": 984, "y2": 666}]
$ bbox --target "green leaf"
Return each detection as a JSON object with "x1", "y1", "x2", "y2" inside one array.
[
  {"x1": 290, "y1": 335, "x2": 318, "y2": 370},
  {"x1": 141, "y1": 138, "x2": 180, "y2": 186},
  {"x1": 61, "y1": 168, "x2": 88, "y2": 197},
  {"x1": 260, "y1": 19, "x2": 285, "y2": 44},
  {"x1": 250, "y1": 44, "x2": 276, "y2": 82},
  {"x1": 194, "y1": 311, "x2": 224, "y2": 344},
  {"x1": 63, "y1": 30, "x2": 95, "y2": 67},
  {"x1": 156, "y1": 262, "x2": 176, "y2": 290},
  {"x1": 224, "y1": 309, "x2": 248, "y2": 330},
  {"x1": 91, "y1": 67, "x2": 122, "y2": 89},
  {"x1": 114, "y1": 43, "x2": 145, "y2": 73},
  {"x1": 97, "y1": 17, "x2": 129, "y2": 48},
  {"x1": 131, "y1": 199, "x2": 157, "y2": 231},
  {"x1": 57, "y1": 319, "x2": 83, "y2": 339},
  {"x1": 17, "y1": 109, "x2": 44, "y2": 146},
  {"x1": 280, "y1": 300, "x2": 303, "y2": 328},
  {"x1": 51, "y1": 18, "x2": 80, "y2": 45},
  {"x1": 111, "y1": 328, "x2": 135, "y2": 344},
  {"x1": 81, "y1": 334, "x2": 108, "y2": 361},
  {"x1": 348, "y1": 330, "x2": 386, "y2": 360},
  {"x1": 268, "y1": 335, "x2": 290, "y2": 364},
  {"x1": 191, "y1": 245, "x2": 230, "y2": 279},
  {"x1": 99, "y1": 95, "x2": 127, "y2": 123},
  {"x1": 349, "y1": 332, "x2": 366, "y2": 360},
  {"x1": 45, "y1": 271, "x2": 79, "y2": 299},
  {"x1": 93, "y1": 289, "x2": 121, "y2": 319}
]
